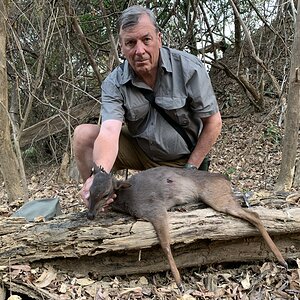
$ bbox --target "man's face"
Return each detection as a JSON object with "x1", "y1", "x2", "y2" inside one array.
[{"x1": 119, "y1": 14, "x2": 162, "y2": 78}]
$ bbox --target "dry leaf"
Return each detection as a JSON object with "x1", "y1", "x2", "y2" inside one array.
[
  {"x1": 120, "y1": 287, "x2": 142, "y2": 296},
  {"x1": 95, "y1": 287, "x2": 110, "y2": 300},
  {"x1": 76, "y1": 278, "x2": 95, "y2": 286},
  {"x1": 7, "y1": 296, "x2": 22, "y2": 300},
  {"x1": 241, "y1": 273, "x2": 251, "y2": 290},
  {"x1": 138, "y1": 276, "x2": 148, "y2": 285},
  {"x1": 59, "y1": 283, "x2": 68, "y2": 293},
  {"x1": 0, "y1": 286, "x2": 6, "y2": 300},
  {"x1": 34, "y1": 266, "x2": 57, "y2": 288},
  {"x1": 296, "y1": 258, "x2": 300, "y2": 269},
  {"x1": 110, "y1": 277, "x2": 120, "y2": 288},
  {"x1": 260, "y1": 262, "x2": 273, "y2": 273},
  {"x1": 34, "y1": 216, "x2": 46, "y2": 222},
  {"x1": 84, "y1": 283, "x2": 102, "y2": 298},
  {"x1": 177, "y1": 295, "x2": 196, "y2": 300},
  {"x1": 11, "y1": 265, "x2": 31, "y2": 272},
  {"x1": 219, "y1": 273, "x2": 232, "y2": 281},
  {"x1": 0, "y1": 206, "x2": 9, "y2": 214},
  {"x1": 286, "y1": 193, "x2": 300, "y2": 204},
  {"x1": 205, "y1": 273, "x2": 218, "y2": 291}
]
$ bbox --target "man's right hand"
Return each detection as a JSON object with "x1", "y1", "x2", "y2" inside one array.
[{"x1": 80, "y1": 175, "x2": 94, "y2": 207}]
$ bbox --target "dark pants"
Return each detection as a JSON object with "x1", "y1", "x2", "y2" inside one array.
[{"x1": 113, "y1": 127, "x2": 210, "y2": 172}]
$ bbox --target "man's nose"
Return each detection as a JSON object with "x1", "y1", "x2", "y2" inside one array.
[{"x1": 135, "y1": 40, "x2": 146, "y2": 55}]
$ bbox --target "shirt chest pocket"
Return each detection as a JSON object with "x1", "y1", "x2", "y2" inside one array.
[
  {"x1": 125, "y1": 101, "x2": 150, "y2": 121},
  {"x1": 155, "y1": 96, "x2": 190, "y2": 127}
]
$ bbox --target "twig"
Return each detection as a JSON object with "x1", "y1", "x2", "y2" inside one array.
[{"x1": 63, "y1": 0, "x2": 103, "y2": 84}]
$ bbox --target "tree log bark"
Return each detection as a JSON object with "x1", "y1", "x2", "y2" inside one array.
[
  {"x1": 19, "y1": 100, "x2": 100, "y2": 148},
  {"x1": 0, "y1": 207, "x2": 299, "y2": 276}
]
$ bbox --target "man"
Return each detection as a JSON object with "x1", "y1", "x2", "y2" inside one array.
[{"x1": 73, "y1": 5, "x2": 222, "y2": 205}]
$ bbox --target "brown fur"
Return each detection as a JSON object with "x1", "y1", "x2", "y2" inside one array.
[{"x1": 87, "y1": 166, "x2": 287, "y2": 292}]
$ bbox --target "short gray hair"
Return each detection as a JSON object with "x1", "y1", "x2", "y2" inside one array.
[{"x1": 117, "y1": 5, "x2": 159, "y2": 33}]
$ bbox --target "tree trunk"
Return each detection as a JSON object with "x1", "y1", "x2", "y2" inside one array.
[
  {"x1": 1, "y1": 207, "x2": 299, "y2": 275},
  {"x1": 0, "y1": 0, "x2": 27, "y2": 202},
  {"x1": 275, "y1": 0, "x2": 300, "y2": 191},
  {"x1": 233, "y1": 0, "x2": 241, "y2": 53}
]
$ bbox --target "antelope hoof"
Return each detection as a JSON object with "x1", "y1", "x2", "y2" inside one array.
[
  {"x1": 280, "y1": 260, "x2": 288, "y2": 269},
  {"x1": 177, "y1": 282, "x2": 184, "y2": 293}
]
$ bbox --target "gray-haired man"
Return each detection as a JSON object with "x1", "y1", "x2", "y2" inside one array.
[{"x1": 73, "y1": 5, "x2": 222, "y2": 206}]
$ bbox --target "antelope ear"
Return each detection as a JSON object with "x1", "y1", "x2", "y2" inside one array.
[
  {"x1": 91, "y1": 163, "x2": 107, "y2": 175},
  {"x1": 114, "y1": 180, "x2": 132, "y2": 191},
  {"x1": 91, "y1": 163, "x2": 100, "y2": 175}
]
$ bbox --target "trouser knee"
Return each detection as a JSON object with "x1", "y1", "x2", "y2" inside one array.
[{"x1": 73, "y1": 124, "x2": 100, "y2": 153}]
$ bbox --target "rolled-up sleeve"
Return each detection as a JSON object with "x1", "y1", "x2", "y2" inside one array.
[
  {"x1": 185, "y1": 60, "x2": 219, "y2": 118},
  {"x1": 101, "y1": 74, "x2": 125, "y2": 122}
]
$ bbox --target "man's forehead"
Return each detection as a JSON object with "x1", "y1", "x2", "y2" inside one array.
[{"x1": 122, "y1": 31, "x2": 153, "y2": 40}]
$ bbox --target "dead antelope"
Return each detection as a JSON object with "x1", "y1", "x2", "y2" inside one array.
[{"x1": 87, "y1": 165, "x2": 287, "y2": 292}]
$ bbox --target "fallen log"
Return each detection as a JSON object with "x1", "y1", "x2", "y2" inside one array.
[
  {"x1": 0, "y1": 207, "x2": 299, "y2": 276},
  {"x1": 19, "y1": 100, "x2": 100, "y2": 148}
]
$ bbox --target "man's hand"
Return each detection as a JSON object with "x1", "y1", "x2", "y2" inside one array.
[
  {"x1": 79, "y1": 175, "x2": 117, "y2": 211},
  {"x1": 100, "y1": 196, "x2": 116, "y2": 212},
  {"x1": 80, "y1": 175, "x2": 94, "y2": 207}
]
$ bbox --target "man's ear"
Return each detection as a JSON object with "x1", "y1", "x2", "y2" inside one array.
[
  {"x1": 158, "y1": 32, "x2": 162, "y2": 47},
  {"x1": 118, "y1": 40, "x2": 124, "y2": 57},
  {"x1": 114, "y1": 180, "x2": 132, "y2": 191}
]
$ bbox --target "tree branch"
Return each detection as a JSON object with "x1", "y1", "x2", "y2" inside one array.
[{"x1": 63, "y1": 0, "x2": 103, "y2": 85}]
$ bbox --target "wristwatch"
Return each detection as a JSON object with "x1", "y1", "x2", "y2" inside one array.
[{"x1": 184, "y1": 163, "x2": 198, "y2": 170}]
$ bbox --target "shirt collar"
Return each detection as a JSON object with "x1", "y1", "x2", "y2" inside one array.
[
  {"x1": 159, "y1": 47, "x2": 172, "y2": 73},
  {"x1": 119, "y1": 60, "x2": 133, "y2": 85}
]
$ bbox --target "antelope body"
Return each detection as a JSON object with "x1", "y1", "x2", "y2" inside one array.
[{"x1": 87, "y1": 166, "x2": 287, "y2": 291}]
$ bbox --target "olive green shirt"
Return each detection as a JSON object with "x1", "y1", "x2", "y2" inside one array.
[{"x1": 101, "y1": 47, "x2": 219, "y2": 161}]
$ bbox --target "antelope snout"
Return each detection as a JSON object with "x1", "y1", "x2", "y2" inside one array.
[{"x1": 87, "y1": 211, "x2": 96, "y2": 220}]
